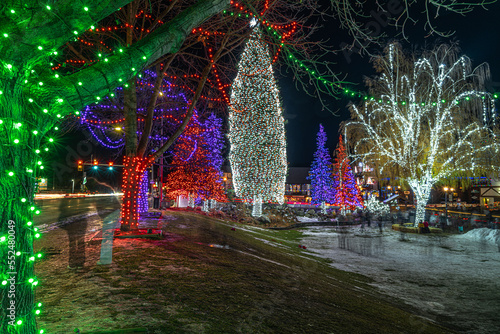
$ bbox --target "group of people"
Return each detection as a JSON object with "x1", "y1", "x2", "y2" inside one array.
[{"x1": 418, "y1": 221, "x2": 431, "y2": 233}]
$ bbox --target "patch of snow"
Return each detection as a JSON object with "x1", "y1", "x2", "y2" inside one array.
[
  {"x1": 456, "y1": 227, "x2": 500, "y2": 245},
  {"x1": 38, "y1": 212, "x2": 100, "y2": 233},
  {"x1": 253, "y1": 237, "x2": 288, "y2": 249},
  {"x1": 301, "y1": 226, "x2": 500, "y2": 333},
  {"x1": 234, "y1": 249, "x2": 291, "y2": 269},
  {"x1": 297, "y1": 217, "x2": 319, "y2": 222}
]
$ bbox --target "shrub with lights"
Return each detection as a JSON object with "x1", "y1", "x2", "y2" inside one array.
[
  {"x1": 365, "y1": 196, "x2": 390, "y2": 216},
  {"x1": 228, "y1": 27, "x2": 287, "y2": 216}
]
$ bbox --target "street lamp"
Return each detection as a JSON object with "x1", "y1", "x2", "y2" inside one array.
[
  {"x1": 443, "y1": 187, "x2": 454, "y2": 224},
  {"x1": 71, "y1": 179, "x2": 74, "y2": 194}
]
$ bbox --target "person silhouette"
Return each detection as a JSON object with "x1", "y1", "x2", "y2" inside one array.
[
  {"x1": 95, "y1": 193, "x2": 121, "y2": 265},
  {"x1": 59, "y1": 197, "x2": 88, "y2": 270}
]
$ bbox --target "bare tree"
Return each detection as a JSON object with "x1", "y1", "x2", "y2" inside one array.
[{"x1": 345, "y1": 43, "x2": 499, "y2": 226}]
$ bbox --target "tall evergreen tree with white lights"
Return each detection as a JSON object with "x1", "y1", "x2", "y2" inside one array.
[
  {"x1": 228, "y1": 27, "x2": 287, "y2": 214},
  {"x1": 307, "y1": 124, "x2": 334, "y2": 205}
]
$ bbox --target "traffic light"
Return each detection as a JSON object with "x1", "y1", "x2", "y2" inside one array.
[
  {"x1": 78, "y1": 160, "x2": 83, "y2": 171},
  {"x1": 108, "y1": 161, "x2": 114, "y2": 170},
  {"x1": 93, "y1": 159, "x2": 98, "y2": 170}
]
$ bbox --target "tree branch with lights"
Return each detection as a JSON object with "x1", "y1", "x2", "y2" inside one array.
[
  {"x1": 345, "y1": 42, "x2": 500, "y2": 227},
  {"x1": 0, "y1": 0, "x2": 231, "y2": 331}
]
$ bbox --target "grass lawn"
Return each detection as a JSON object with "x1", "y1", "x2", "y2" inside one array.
[{"x1": 35, "y1": 210, "x2": 453, "y2": 333}]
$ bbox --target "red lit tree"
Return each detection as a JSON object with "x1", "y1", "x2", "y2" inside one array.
[
  {"x1": 332, "y1": 135, "x2": 364, "y2": 211},
  {"x1": 165, "y1": 115, "x2": 226, "y2": 202}
]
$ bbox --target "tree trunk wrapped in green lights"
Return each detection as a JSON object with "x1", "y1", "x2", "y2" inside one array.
[
  {"x1": 0, "y1": 0, "x2": 230, "y2": 331},
  {"x1": 228, "y1": 27, "x2": 287, "y2": 214}
]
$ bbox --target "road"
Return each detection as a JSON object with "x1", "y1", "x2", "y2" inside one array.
[{"x1": 34, "y1": 196, "x2": 122, "y2": 226}]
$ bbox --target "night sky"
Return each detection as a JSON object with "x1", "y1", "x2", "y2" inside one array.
[{"x1": 284, "y1": 2, "x2": 500, "y2": 166}]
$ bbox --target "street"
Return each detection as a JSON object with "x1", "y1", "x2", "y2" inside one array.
[{"x1": 34, "y1": 196, "x2": 121, "y2": 230}]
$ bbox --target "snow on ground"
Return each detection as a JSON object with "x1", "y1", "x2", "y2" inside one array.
[
  {"x1": 456, "y1": 228, "x2": 500, "y2": 245},
  {"x1": 301, "y1": 225, "x2": 500, "y2": 334},
  {"x1": 296, "y1": 216, "x2": 320, "y2": 222}
]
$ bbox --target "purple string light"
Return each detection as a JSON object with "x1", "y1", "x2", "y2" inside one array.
[
  {"x1": 80, "y1": 71, "x2": 204, "y2": 161},
  {"x1": 138, "y1": 170, "x2": 149, "y2": 213}
]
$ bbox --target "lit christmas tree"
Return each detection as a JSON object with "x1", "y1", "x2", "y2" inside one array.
[
  {"x1": 202, "y1": 113, "x2": 225, "y2": 176},
  {"x1": 332, "y1": 135, "x2": 364, "y2": 211},
  {"x1": 307, "y1": 124, "x2": 334, "y2": 205},
  {"x1": 165, "y1": 114, "x2": 226, "y2": 202},
  {"x1": 200, "y1": 113, "x2": 226, "y2": 202},
  {"x1": 228, "y1": 28, "x2": 287, "y2": 215}
]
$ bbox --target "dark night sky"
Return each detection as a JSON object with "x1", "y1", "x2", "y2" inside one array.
[{"x1": 283, "y1": 2, "x2": 500, "y2": 167}]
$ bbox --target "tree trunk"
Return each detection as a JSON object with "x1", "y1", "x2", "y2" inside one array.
[
  {"x1": 252, "y1": 196, "x2": 262, "y2": 217},
  {"x1": 120, "y1": 156, "x2": 149, "y2": 231},
  {"x1": 408, "y1": 179, "x2": 433, "y2": 227},
  {"x1": 1, "y1": 159, "x2": 37, "y2": 332}
]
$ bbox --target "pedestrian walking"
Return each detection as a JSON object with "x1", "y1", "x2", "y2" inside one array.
[
  {"x1": 422, "y1": 221, "x2": 430, "y2": 234},
  {"x1": 153, "y1": 187, "x2": 160, "y2": 209},
  {"x1": 439, "y1": 212, "x2": 446, "y2": 231}
]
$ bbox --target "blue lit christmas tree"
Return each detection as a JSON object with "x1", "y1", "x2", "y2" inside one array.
[
  {"x1": 202, "y1": 113, "x2": 225, "y2": 175},
  {"x1": 307, "y1": 124, "x2": 334, "y2": 205}
]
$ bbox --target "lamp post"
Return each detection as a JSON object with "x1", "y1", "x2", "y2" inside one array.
[
  {"x1": 71, "y1": 179, "x2": 75, "y2": 194},
  {"x1": 443, "y1": 187, "x2": 454, "y2": 224}
]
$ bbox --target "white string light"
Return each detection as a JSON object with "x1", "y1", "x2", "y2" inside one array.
[
  {"x1": 348, "y1": 43, "x2": 499, "y2": 226},
  {"x1": 228, "y1": 28, "x2": 287, "y2": 207}
]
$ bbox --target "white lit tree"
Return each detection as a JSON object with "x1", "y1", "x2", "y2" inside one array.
[
  {"x1": 228, "y1": 27, "x2": 287, "y2": 216},
  {"x1": 346, "y1": 43, "x2": 500, "y2": 227},
  {"x1": 365, "y1": 196, "x2": 390, "y2": 216}
]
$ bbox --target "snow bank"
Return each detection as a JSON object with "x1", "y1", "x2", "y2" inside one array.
[
  {"x1": 457, "y1": 228, "x2": 500, "y2": 245},
  {"x1": 296, "y1": 216, "x2": 319, "y2": 222}
]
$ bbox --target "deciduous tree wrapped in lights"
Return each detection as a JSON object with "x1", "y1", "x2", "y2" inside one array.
[
  {"x1": 0, "y1": 1, "x2": 231, "y2": 331},
  {"x1": 165, "y1": 114, "x2": 226, "y2": 202},
  {"x1": 332, "y1": 135, "x2": 364, "y2": 211},
  {"x1": 346, "y1": 43, "x2": 500, "y2": 226},
  {"x1": 307, "y1": 124, "x2": 334, "y2": 205},
  {"x1": 228, "y1": 28, "x2": 287, "y2": 211}
]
